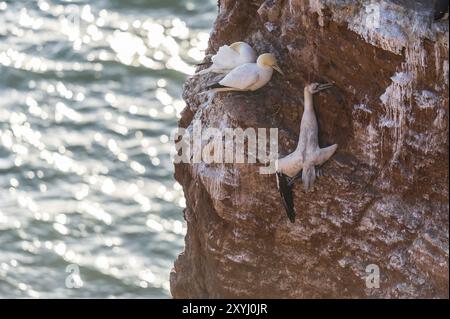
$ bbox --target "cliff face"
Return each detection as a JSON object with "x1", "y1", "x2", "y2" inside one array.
[{"x1": 170, "y1": 0, "x2": 449, "y2": 298}]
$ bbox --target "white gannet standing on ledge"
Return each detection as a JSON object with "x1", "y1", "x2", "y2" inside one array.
[
  {"x1": 276, "y1": 83, "x2": 338, "y2": 223},
  {"x1": 205, "y1": 53, "x2": 283, "y2": 93},
  {"x1": 195, "y1": 42, "x2": 257, "y2": 76}
]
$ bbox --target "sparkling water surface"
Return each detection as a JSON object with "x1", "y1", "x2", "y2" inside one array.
[{"x1": 0, "y1": 0, "x2": 215, "y2": 298}]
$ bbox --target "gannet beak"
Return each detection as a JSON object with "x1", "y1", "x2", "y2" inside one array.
[
  {"x1": 273, "y1": 64, "x2": 284, "y2": 76},
  {"x1": 317, "y1": 83, "x2": 333, "y2": 91}
]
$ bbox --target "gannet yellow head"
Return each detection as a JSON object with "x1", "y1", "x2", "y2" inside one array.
[
  {"x1": 229, "y1": 42, "x2": 246, "y2": 51},
  {"x1": 305, "y1": 82, "x2": 333, "y2": 94},
  {"x1": 257, "y1": 53, "x2": 284, "y2": 75}
]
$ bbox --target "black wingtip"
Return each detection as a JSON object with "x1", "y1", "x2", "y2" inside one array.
[
  {"x1": 206, "y1": 82, "x2": 226, "y2": 90},
  {"x1": 287, "y1": 210, "x2": 296, "y2": 223},
  {"x1": 196, "y1": 61, "x2": 210, "y2": 66},
  {"x1": 276, "y1": 172, "x2": 297, "y2": 223}
]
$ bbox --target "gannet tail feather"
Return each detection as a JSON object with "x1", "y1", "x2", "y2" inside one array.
[
  {"x1": 302, "y1": 165, "x2": 316, "y2": 192},
  {"x1": 314, "y1": 144, "x2": 338, "y2": 166},
  {"x1": 276, "y1": 172, "x2": 296, "y2": 223},
  {"x1": 206, "y1": 82, "x2": 226, "y2": 90}
]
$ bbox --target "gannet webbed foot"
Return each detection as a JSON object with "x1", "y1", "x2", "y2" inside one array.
[
  {"x1": 286, "y1": 167, "x2": 323, "y2": 187},
  {"x1": 316, "y1": 167, "x2": 323, "y2": 178}
]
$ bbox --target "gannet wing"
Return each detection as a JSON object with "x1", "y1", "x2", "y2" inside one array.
[
  {"x1": 276, "y1": 172, "x2": 296, "y2": 223},
  {"x1": 313, "y1": 144, "x2": 338, "y2": 166},
  {"x1": 212, "y1": 45, "x2": 240, "y2": 69},
  {"x1": 238, "y1": 44, "x2": 257, "y2": 64},
  {"x1": 218, "y1": 64, "x2": 260, "y2": 90}
]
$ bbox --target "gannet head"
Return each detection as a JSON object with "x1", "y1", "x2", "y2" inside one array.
[
  {"x1": 257, "y1": 53, "x2": 284, "y2": 75},
  {"x1": 229, "y1": 42, "x2": 246, "y2": 52},
  {"x1": 306, "y1": 82, "x2": 333, "y2": 94}
]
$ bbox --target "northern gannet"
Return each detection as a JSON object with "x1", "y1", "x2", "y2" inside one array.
[
  {"x1": 276, "y1": 83, "x2": 338, "y2": 223},
  {"x1": 195, "y1": 42, "x2": 257, "y2": 76},
  {"x1": 205, "y1": 53, "x2": 283, "y2": 93}
]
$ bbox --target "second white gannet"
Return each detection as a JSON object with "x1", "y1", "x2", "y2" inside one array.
[
  {"x1": 195, "y1": 42, "x2": 257, "y2": 76},
  {"x1": 205, "y1": 53, "x2": 283, "y2": 93},
  {"x1": 276, "y1": 83, "x2": 338, "y2": 223}
]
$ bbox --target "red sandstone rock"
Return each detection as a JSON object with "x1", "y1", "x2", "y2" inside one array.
[{"x1": 170, "y1": 0, "x2": 449, "y2": 298}]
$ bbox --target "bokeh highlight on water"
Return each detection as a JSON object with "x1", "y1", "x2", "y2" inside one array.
[{"x1": 0, "y1": 0, "x2": 215, "y2": 298}]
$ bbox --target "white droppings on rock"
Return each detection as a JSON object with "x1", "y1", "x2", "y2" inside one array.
[
  {"x1": 348, "y1": 1, "x2": 408, "y2": 55},
  {"x1": 443, "y1": 60, "x2": 449, "y2": 85},
  {"x1": 196, "y1": 164, "x2": 239, "y2": 202},
  {"x1": 379, "y1": 72, "x2": 414, "y2": 162},
  {"x1": 227, "y1": 252, "x2": 252, "y2": 264},
  {"x1": 309, "y1": 0, "x2": 324, "y2": 26},
  {"x1": 288, "y1": 0, "x2": 301, "y2": 16},
  {"x1": 404, "y1": 40, "x2": 427, "y2": 76},
  {"x1": 433, "y1": 108, "x2": 446, "y2": 129},
  {"x1": 434, "y1": 42, "x2": 441, "y2": 79},
  {"x1": 264, "y1": 22, "x2": 276, "y2": 32},
  {"x1": 366, "y1": 123, "x2": 379, "y2": 167},
  {"x1": 391, "y1": 72, "x2": 413, "y2": 86},
  {"x1": 414, "y1": 90, "x2": 439, "y2": 110},
  {"x1": 353, "y1": 103, "x2": 373, "y2": 114}
]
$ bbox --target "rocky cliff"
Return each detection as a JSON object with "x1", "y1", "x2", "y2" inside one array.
[{"x1": 170, "y1": 0, "x2": 449, "y2": 298}]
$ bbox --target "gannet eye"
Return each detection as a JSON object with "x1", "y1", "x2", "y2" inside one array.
[{"x1": 307, "y1": 83, "x2": 317, "y2": 92}]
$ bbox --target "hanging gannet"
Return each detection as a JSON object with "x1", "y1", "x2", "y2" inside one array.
[
  {"x1": 205, "y1": 53, "x2": 283, "y2": 93},
  {"x1": 195, "y1": 42, "x2": 257, "y2": 76},
  {"x1": 276, "y1": 83, "x2": 338, "y2": 223}
]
